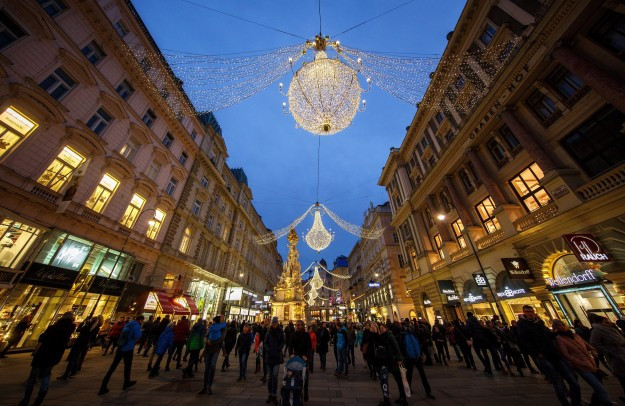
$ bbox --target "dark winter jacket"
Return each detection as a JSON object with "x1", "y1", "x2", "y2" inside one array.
[
  {"x1": 173, "y1": 318, "x2": 190, "y2": 343},
  {"x1": 291, "y1": 329, "x2": 312, "y2": 358},
  {"x1": 400, "y1": 330, "x2": 421, "y2": 359},
  {"x1": 236, "y1": 331, "x2": 254, "y2": 356},
  {"x1": 32, "y1": 317, "x2": 75, "y2": 369},
  {"x1": 375, "y1": 331, "x2": 403, "y2": 370},
  {"x1": 517, "y1": 315, "x2": 559, "y2": 360},
  {"x1": 466, "y1": 315, "x2": 485, "y2": 343},
  {"x1": 264, "y1": 325, "x2": 285, "y2": 365},
  {"x1": 316, "y1": 327, "x2": 330, "y2": 354},
  {"x1": 224, "y1": 323, "x2": 238, "y2": 353}
]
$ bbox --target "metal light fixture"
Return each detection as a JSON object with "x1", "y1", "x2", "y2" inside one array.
[{"x1": 437, "y1": 213, "x2": 446, "y2": 221}]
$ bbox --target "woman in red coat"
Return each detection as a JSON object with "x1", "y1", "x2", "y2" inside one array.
[
  {"x1": 308, "y1": 325, "x2": 317, "y2": 373},
  {"x1": 553, "y1": 319, "x2": 612, "y2": 405}
]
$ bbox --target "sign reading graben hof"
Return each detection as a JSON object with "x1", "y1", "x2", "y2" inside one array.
[{"x1": 563, "y1": 234, "x2": 611, "y2": 262}]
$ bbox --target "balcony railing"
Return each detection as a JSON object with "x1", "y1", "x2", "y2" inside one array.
[
  {"x1": 577, "y1": 162, "x2": 625, "y2": 201},
  {"x1": 450, "y1": 246, "x2": 470, "y2": 262},
  {"x1": 513, "y1": 203, "x2": 558, "y2": 232},
  {"x1": 475, "y1": 228, "x2": 505, "y2": 250},
  {"x1": 30, "y1": 185, "x2": 60, "y2": 204}
]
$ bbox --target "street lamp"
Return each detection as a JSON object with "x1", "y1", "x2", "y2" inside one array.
[
  {"x1": 89, "y1": 208, "x2": 156, "y2": 318},
  {"x1": 437, "y1": 213, "x2": 506, "y2": 322},
  {"x1": 374, "y1": 273, "x2": 379, "y2": 277}
]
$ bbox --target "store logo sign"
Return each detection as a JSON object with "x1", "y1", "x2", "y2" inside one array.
[
  {"x1": 563, "y1": 234, "x2": 611, "y2": 262},
  {"x1": 473, "y1": 272, "x2": 488, "y2": 287},
  {"x1": 502, "y1": 258, "x2": 533, "y2": 280},
  {"x1": 496, "y1": 287, "x2": 526, "y2": 298},
  {"x1": 437, "y1": 280, "x2": 457, "y2": 295},
  {"x1": 463, "y1": 294, "x2": 484, "y2": 303},
  {"x1": 446, "y1": 294, "x2": 460, "y2": 302},
  {"x1": 547, "y1": 269, "x2": 597, "y2": 287},
  {"x1": 423, "y1": 299, "x2": 432, "y2": 305},
  {"x1": 368, "y1": 281, "x2": 381, "y2": 288}
]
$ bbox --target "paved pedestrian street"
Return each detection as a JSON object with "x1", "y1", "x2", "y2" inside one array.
[{"x1": 1, "y1": 347, "x2": 624, "y2": 406}]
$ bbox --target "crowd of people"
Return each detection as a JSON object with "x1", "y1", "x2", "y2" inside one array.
[{"x1": 6, "y1": 304, "x2": 625, "y2": 406}]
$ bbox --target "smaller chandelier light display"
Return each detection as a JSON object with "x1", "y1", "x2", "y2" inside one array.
[
  {"x1": 304, "y1": 205, "x2": 334, "y2": 253},
  {"x1": 302, "y1": 261, "x2": 349, "y2": 306},
  {"x1": 255, "y1": 202, "x2": 384, "y2": 251},
  {"x1": 280, "y1": 35, "x2": 370, "y2": 135}
]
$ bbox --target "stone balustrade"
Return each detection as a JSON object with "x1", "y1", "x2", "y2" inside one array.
[
  {"x1": 450, "y1": 246, "x2": 471, "y2": 262},
  {"x1": 513, "y1": 202, "x2": 558, "y2": 232},
  {"x1": 577, "y1": 162, "x2": 625, "y2": 201},
  {"x1": 475, "y1": 228, "x2": 505, "y2": 250}
]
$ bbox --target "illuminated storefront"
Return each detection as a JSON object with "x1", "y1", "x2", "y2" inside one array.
[
  {"x1": 1, "y1": 229, "x2": 134, "y2": 349},
  {"x1": 494, "y1": 271, "x2": 550, "y2": 322},
  {"x1": 422, "y1": 293, "x2": 436, "y2": 324},
  {"x1": 186, "y1": 279, "x2": 221, "y2": 319},
  {"x1": 462, "y1": 279, "x2": 496, "y2": 320}
]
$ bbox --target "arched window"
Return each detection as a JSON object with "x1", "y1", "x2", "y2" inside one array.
[{"x1": 179, "y1": 227, "x2": 192, "y2": 254}]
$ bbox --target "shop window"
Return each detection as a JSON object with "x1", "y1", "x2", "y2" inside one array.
[
  {"x1": 547, "y1": 66, "x2": 585, "y2": 101},
  {"x1": 162, "y1": 132, "x2": 174, "y2": 149},
  {"x1": 475, "y1": 196, "x2": 501, "y2": 234},
  {"x1": 39, "y1": 67, "x2": 76, "y2": 101},
  {"x1": 142, "y1": 109, "x2": 156, "y2": 128},
  {"x1": 0, "y1": 219, "x2": 42, "y2": 269},
  {"x1": 498, "y1": 125, "x2": 521, "y2": 153},
  {"x1": 165, "y1": 177, "x2": 178, "y2": 196},
  {"x1": 451, "y1": 218, "x2": 467, "y2": 249},
  {"x1": 115, "y1": 79, "x2": 134, "y2": 101},
  {"x1": 179, "y1": 227, "x2": 191, "y2": 254},
  {"x1": 480, "y1": 24, "x2": 497, "y2": 46},
  {"x1": 433, "y1": 234, "x2": 444, "y2": 260},
  {"x1": 179, "y1": 151, "x2": 188, "y2": 165},
  {"x1": 561, "y1": 106, "x2": 625, "y2": 177},
  {"x1": 192, "y1": 199, "x2": 202, "y2": 216},
  {"x1": 589, "y1": 10, "x2": 625, "y2": 54},
  {"x1": 146, "y1": 208, "x2": 165, "y2": 239},
  {"x1": 37, "y1": 146, "x2": 85, "y2": 192},
  {"x1": 509, "y1": 162, "x2": 552, "y2": 212},
  {"x1": 526, "y1": 89, "x2": 560, "y2": 125},
  {"x1": 120, "y1": 193, "x2": 145, "y2": 228},
  {"x1": 0, "y1": 10, "x2": 26, "y2": 51},
  {"x1": 146, "y1": 160, "x2": 161, "y2": 181},
  {"x1": 85, "y1": 173, "x2": 119, "y2": 213},
  {"x1": 120, "y1": 137, "x2": 140, "y2": 161},
  {"x1": 86, "y1": 108, "x2": 112, "y2": 136},
  {"x1": 114, "y1": 20, "x2": 129, "y2": 37},
  {"x1": 0, "y1": 106, "x2": 38, "y2": 159},
  {"x1": 81, "y1": 41, "x2": 106, "y2": 65},
  {"x1": 486, "y1": 138, "x2": 508, "y2": 166},
  {"x1": 45, "y1": 234, "x2": 93, "y2": 271}
]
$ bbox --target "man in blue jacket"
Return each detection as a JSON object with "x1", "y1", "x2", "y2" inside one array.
[
  {"x1": 400, "y1": 322, "x2": 434, "y2": 400},
  {"x1": 98, "y1": 315, "x2": 144, "y2": 395},
  {"x1": 334, "y1": 321, "x2": 349, "y2": 377}
]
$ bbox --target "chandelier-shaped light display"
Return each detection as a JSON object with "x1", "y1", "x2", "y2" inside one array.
[
  {"x1": 302, "y1": 261, "x2": 349, "y2": 306},
  {"x1": 281, "y1": 36, "x2": 369, "y2": 135},
  {"x1": 254, "y1": 202, "x2": 384, "y2": 246},
  {"x1": 304, "y1": 206, "x2": 334, "y2": 252}
]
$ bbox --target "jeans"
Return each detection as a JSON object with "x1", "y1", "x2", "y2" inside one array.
[
  {"x1": 22, "y1": 366, "x2": 52, "y2": 403},
  {"x1": 308, "y1": 349, "x2": 315, "y2": 372},
  {"x1": 576, "y1": 369, "x2": 612, "y2": 405},
  {"x1": 239, "y1": 352, "x2": 249, "y2": 378},
  {"x1": 204, "y1": 351, "x2": 219, "y2": 388},
  {"x1": 337, "y1": 347, "x2": 349, "y2": 374},
  {"x1": 166, "y1": 341, "x2": 185, "y2": 369},
  {"x1": 451, "y1": 343, "x2": 463, "y2": 361},
  {"x1": 184, "y1": 349, "x2": 200, "y2": 375},
  {"x1": 474, "y1": 345, "x2": 492, "y2": 372},
  {"x1": 150, "y1": 353, "x2": 166, "y2": 376},
  {"x1": 348, "y1": 344, "x2": 355, "y2": 366},
  {"x1": 268, "y1": 363, "x2": 280, "y2": 396},
  {"x1": 319, "y1": 352, "x2": 327, "y2": 370},
  {"x1": 535, "y1": 356, "x2": 581, "y2": 406},
  {"x1": 378, "y1": 366, "x2": 406, "y2": 400},
  {"x1": 100, "y1": 348, "x2": 133, "y2": 390}
]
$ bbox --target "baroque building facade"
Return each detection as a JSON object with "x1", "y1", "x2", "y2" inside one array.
[
  {"x1": 347, "y1": 202, "x2": 413, "y2": 322},
  {"x1": 0, "y1": 0, "x2": 280, "y2": 349},
  {"x1": 379, "y1": 0, "x2": 625, "y2": 325}
]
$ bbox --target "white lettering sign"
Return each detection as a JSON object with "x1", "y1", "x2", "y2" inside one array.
[
  {"x1": 546, "y1": 269, "x2": 597, "y2": 287},
  {"x1": 496, "y1": 288, "x2": 526, "y2": 298},
  {"x1": 463, "y1": 294, "x2": 484, "y2": 303}
]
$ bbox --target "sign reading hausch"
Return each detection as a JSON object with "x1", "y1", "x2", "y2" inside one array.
[
  {"x1": 563, "y1": 234, "x2": 611, "y2": 262},
  {"x1": 501, "y1": 258, "x2": 534, "y2": 279},
  {"x1": 546, "y1": 269, "x2": 598, "y2": 288}
]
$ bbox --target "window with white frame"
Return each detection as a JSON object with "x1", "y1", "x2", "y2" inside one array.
[
  {"x1": 37, "y1": 0, "x2": 67, "y2": 16},
  {"x1": 81, "y1": 41, "x2": 106, "y2": 65},
  {"x1": 37, "y1": 146, "x2": 85, "y2": 192},
  {"x1": 192, "y1": 199, "x2": 202, "y2": 216},
  {"x1": 85, "y1": 173, "x2": 119, "y2": 213},
  {"x1": 86, "y1": 108, "x2": 112, "y2": 136},
  {"x1": 115, "y1": 80, "x2": 134, "y2": 101},
  {"x1": 39, "y1": 68, "x2": 76, "y2": 101},
  {"x1": 142, "y1": 109, "x2": 156, "y2": 128},
  {"x1": 179, "y1": 151, "x2": 188, "y2": 166},
  {"x1": 120, "y1": 137, "x2": 140, "y2": 161},
  {"x1": 0, "y1": 11, "x2": 26, "y2": 51},
  {"x1": 146, "y1": 160, "x2": 161, "y2": 181},
  {"x1": 120, "y1": 193, "x2": 146, "y2": 228},
  {"x1": 165, "y1": 177, "x2": 178, "y2": 196},
  {"x1": 201, "y1": 176, "x2": 208, "y2": 188},
  {"x1": 114, "y1": 20, "x2": 129, "y2": 37},
  {"x1": 475, "y1": 196, "x2": 500, "y2": 234},
  {"x1": 162, "y1": 132, "x2": 174, "y2": 149}
]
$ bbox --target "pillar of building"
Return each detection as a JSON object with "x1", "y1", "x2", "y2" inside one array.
[
  {"x1": 413, "y1": 210, "x2": 440, "y2": 272},
  {"x1": 467, "y1": 148, "x2": 522, "y2": 235},
  {"x1": 552, "y1": 45, "x2": 625, "y2": 114},
  {"x1": 397, "y1": 165, "x2": 413, "y2": 202},
  {"x1": 500, "y1": 110, "x2": 557, "y2": 173}
]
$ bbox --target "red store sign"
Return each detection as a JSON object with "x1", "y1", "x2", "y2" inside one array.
[{"x1": 563, "y1": 234, "x2": 611, "y2": 262}]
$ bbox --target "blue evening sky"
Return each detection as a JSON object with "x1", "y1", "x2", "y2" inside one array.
[{"x1": 132, "y1": 0, "x2": 465, "y2": 269}]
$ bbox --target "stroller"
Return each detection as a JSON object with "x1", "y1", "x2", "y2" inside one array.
[{"x1": 280, "y1": 356, "x2": 307, "y2": 405}]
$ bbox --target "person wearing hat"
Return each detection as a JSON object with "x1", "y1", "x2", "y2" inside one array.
[
  {"x1": 264, "y1": 316, "x2": 285, "y2": 405},
  {"x1": 19, "y1": 312, "x2": 75, "y2": 406}
]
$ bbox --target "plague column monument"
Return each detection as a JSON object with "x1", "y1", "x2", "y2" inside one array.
[{"x1": 271, "y1": 229, "x2": 306, "y2": 322}]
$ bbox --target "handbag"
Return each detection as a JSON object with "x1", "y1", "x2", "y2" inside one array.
[{"x1": 399, "y1": 365, "x2": 411, "y2": 398}]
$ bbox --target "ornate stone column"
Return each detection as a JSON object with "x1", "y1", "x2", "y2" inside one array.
[
  {"x1": 500, "y1": 110, "x2": 557, "y2": 173},
  {"x1": 397, "y1": 165, "x2": 413, "y2": 202},
  {"x1": 553, "y1": 45, "x2": 625, "y2": 114},
  {"x1": 443, "y1": 175, "x2": 473, "y2": 227}
]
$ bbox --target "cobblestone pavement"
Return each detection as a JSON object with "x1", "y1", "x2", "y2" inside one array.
[{"x1": 0, "y1": 346, "x2": 624, "y2": 405}]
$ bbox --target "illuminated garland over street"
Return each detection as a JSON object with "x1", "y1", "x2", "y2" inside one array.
[{"x1": 302, "y1": 261, "x2": 349, "y2": 306}]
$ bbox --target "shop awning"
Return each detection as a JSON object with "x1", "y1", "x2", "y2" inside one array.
[
  {"x1": 184, "y1": 295, "x2": 200, "y2": 315},
  {"x1": 155, "y1": 290, "x2": 175, "y2": 314},
  {"x1": 170, "y1": 296, "x2": 190, "y2": 315}
]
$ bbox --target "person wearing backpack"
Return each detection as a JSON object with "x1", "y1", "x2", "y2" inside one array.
[{"x1": 98, "y1": 315, "x2": 144, "y2": 395}]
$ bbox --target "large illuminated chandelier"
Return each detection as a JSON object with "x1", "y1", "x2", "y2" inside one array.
[
  {"x1": 279, "y1": 35, "x2": 369, "y2": 135},
  {"x1": 302, "y1": 261, "x2": 349, "y2": 306},
  {"x1": 255, "y1": 201, "x2": 383, "y2": 250}
]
